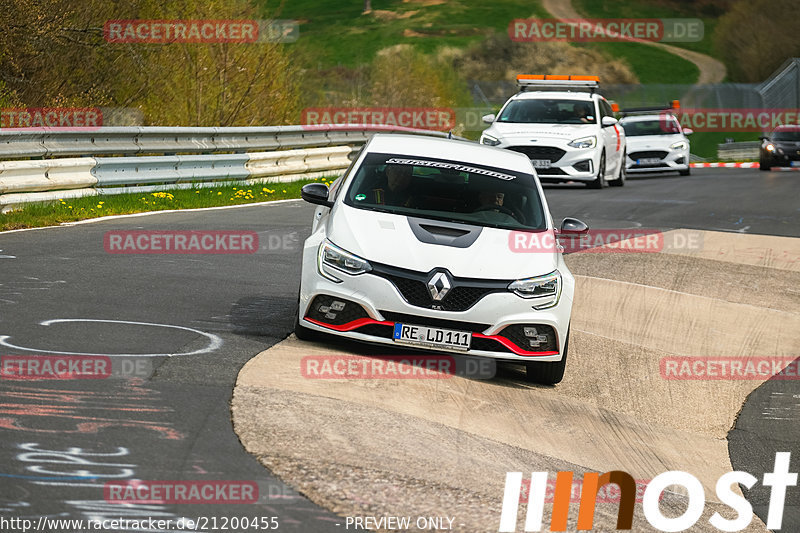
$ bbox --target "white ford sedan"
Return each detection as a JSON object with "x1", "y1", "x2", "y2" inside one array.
[{"x1": 295, "y1": 133, "x2": 588, "y2": 384}]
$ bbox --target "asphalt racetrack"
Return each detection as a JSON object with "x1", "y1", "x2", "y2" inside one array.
[{"x1": 1, "y1": 167, "x2": 798, "y2": 532}]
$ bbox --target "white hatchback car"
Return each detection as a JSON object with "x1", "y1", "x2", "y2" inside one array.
[
  {"x1": 619, "y1": 111, "x2": 692, "y2": 176},
  {"x1": 295, "y1": 133, "x2": 589, "y2": 384},
  {"x1": 479, "y1": 75, "x2": 626, "y2": 188}
]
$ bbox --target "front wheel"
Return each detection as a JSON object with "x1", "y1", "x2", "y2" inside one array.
[
  {"x1": 679, "y1": 167, "x2": 691, "y2": 176},
  {"x1": 586, "y1": 153, "x2": 606, "y2": 189},
  {"x1": 524, "y1": 332, "x2": 568, "y2": 385},
  {"x1": 759, "y1": 158, "x2": 770, "y2": 171}
]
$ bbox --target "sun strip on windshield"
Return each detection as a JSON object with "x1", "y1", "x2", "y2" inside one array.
[{"x1": 385, "y1": 157, "x2": 517, "y2": 181}]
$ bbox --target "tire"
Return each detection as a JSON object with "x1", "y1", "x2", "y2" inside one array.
[
  {"x1": 294, "y1": 294, "x2": 323, "y2": 342},
  {"x1": 759, "y1": 158, "x2": 770, "y2": 171},
  {"x1": 524, "y1": 332, "x2": 568, "y2": 385},
  {"x1": 586, "y1": 153, "x2": 606, "y2": 189},
  {"x1": 609, "y1": 153, "x2": 626, "y2": 186},
  {"x1": 679, "y1": 167, "x2": 691, "y2": 176}
]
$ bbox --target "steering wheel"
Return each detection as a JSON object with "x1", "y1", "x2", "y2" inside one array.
[{"x1": 472, "y1": 204, "x2": 516, "y2": 217}]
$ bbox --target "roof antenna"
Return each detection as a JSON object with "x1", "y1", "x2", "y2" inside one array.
[{"x1": 447, "y1": 130, "x2": 453, "y2": 139}]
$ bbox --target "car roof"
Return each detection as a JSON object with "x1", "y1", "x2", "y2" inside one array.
[
  {"x1": 510, "y1": 91, "x2": 596, "y2": 102},
  {"x1": 365, "y1": 134, "x2": 534, "y2": 174},
  {"x1": 620, "y1": 113, "x2": 677, "y2": 123}
]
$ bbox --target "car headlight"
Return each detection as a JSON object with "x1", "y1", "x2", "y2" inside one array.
[
  {"x1": 670, "y1": 140, "x2": 688, "y2": 151},
  {"x1": 481, "y1": 134, "x2": 501, "y2": 146},
  {"x1": 568, "y1": 136, "x2": 596, "y2": 149},
  {"x1": 317, "y1": 240, "x2": 372, "y2": 283},
  {"x1": 508, "y1": 270, "x2": 561, "y2": 309},
  {"x1": 765, "y1": 143, "x2": 776, "y2": 152}
]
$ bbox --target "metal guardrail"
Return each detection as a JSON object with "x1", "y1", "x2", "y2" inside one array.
[
  {"x1": 0, "y1": 125, "x2": 467, "y2": 211},
  {"x1": 0, "y1": 124, "x2": 460, "y2": 160},
  {"x1": 717, "y1": 141, "x2": 760, "y2": 161}
]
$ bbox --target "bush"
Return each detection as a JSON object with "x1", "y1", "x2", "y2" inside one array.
[{"x1": 714, "y1": 0, "x2": 800, "y2": 82}]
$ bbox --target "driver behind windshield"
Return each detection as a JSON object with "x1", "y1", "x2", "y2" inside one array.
[{"x1": 368, "y1": 164, "x2": 415, "y2": 207}]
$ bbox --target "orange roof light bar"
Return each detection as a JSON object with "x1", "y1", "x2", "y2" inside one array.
[
  {"x1": 671, "y1": 99, "x2": 680, "y2": 110},
  {"x1": 516, "y1": 74, "x2": 600, "y2": 82},
  {"x1": 611, "y1": 102, "x2": 620, "y2": 113}
]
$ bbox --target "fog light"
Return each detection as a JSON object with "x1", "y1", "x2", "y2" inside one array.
[
  {"x1": 331, "y1": 301, "x2": 346, "y2": 311},
  {"x1": 319, "y1": 305, "x2": 330, "y2": 313},
  {"x1": 524, "y1": 327, "x2": 538, "y2": 337},
  {"x1": 574, "y1": 159, "x2": 592, "y2": 172},
  {"x1": 675, "y1": 157, "x2": 685, "y2": 165}
]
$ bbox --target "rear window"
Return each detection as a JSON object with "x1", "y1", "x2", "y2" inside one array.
[
  {"x1": 343, "y1": 152, "x2": 546, "y2": 231},
  {"x1": 622, "y1": 119, "x2": 681, "y2": 136}
]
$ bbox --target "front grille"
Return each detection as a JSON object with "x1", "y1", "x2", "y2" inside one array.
[
  {"x1": 507, "y1": 146, "x2": 567, "y2": 163},
  {"x1": 306, "y1": 295, "x2": 368, "y2": 326},
  {"x1": 629, "y1": 150, "x2": 668, "y2": 160},
  {"x1": 631, "y1": 162, "x2": 669, "y2": 168},
  {"x1": 536, "y1": 167, "x2": 567, "y2": 175},
  {"x1": 471, "y1": 337, "x2": 514, "y2": 354},
  {"x1": 371, "y1": 264, "x2": 509, "y2": 312},
  {"x1": 379, "y1": 311, "x2": 491, "y2": 333},
  {"x1": 353, "y1": 323, "x2": 394, "y2": 338}
]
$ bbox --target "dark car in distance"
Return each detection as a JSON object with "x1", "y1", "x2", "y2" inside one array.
[{"x1": 760, "y1": 125, "x2": 800, "y2": 171}]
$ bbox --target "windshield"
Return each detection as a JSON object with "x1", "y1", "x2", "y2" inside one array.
[
  {"x1": 497, "y1": 99, "x2": 597, "y2": 125},
  {"x1": 774, "y1": 131, "x2": 800, "y2": 141},
  {"x1": 622, "y1": 119, "x2": 681, "y2": 136},
  {"x1": 343, "y1": 152, "x2": 546, "y2": 231}
]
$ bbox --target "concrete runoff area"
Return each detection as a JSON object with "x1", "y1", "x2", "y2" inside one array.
[{"x1": 232, "y1": 230, "x2": 799, "y2": 532}]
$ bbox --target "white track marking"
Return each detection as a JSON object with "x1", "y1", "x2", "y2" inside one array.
[{"x1": 0, "y1": 318, "x2": 222, "y2": 357}]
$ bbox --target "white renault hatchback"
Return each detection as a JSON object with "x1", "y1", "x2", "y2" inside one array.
[{"x1": 294, "y1": 133, "x2": 588, "y2": 384}]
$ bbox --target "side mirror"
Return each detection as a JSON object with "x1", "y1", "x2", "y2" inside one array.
[
  {"x1": 560, "y1": 217, "x2": 589, "y2": 234},
  {"x1": 301, "y1": 183, "x2": 333, "y2": 208},
  {"x1": 683, "y1": 128, "x2": 693, "y2": 136},
  {"x1": 482, "y1": 114, "x2": 496, "y2": 124},
  {"x1": 601, "y1": 116, "x2": 618, "y2": 127},
  {"x1": 758, "y1": 136, "x2": 767, "y2": 141}
]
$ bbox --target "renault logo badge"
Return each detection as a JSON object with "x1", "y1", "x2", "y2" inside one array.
[{"x1": 427, "y1": 271, "x2": 451, "y2": 301}]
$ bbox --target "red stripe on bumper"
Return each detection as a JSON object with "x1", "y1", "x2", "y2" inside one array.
[
  {"x1": 304, "y1": 316, "x2": 393, "y2": 332},
  {"x1": 305, "y1": 317, "x2": 560, "y2": 357}
]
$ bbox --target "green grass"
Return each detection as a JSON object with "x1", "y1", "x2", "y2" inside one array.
[
  {"x1": 0, "y1": 179, "x2": 332, "y2": 231},
  {"x1": 271, "y1": 0, "x2": 549, "y2": 68},
  {"x1": 572, "y1": 0, "x2": 721, "y2": 60},
  {"x1": 689, "y1": 131, "x2": 760, "y2": 160},
  {"x1": 581, "y1": 41, "x2": 699, "y2": 84}
]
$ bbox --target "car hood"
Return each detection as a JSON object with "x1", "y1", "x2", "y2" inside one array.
[
  {"x1": 625, "y1": 134, "x2": 684, "y2": 150},
  {"x1": 327, "y1": 204, "x2": 558, "y2": 279},
  {"x1": 488, "y1": 122, "x2": 596, "y2": 143}
]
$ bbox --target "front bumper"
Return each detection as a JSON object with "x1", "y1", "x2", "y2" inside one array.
[
  {"x1": 626, "y1": 148, "x2": 689, "y2": 173},
  {"x1": 298, "y1": 247, "x2": 573, "y2": 363},
  {"x1": 502, "y1": 144, "x2": 599, "y2": 182}
]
